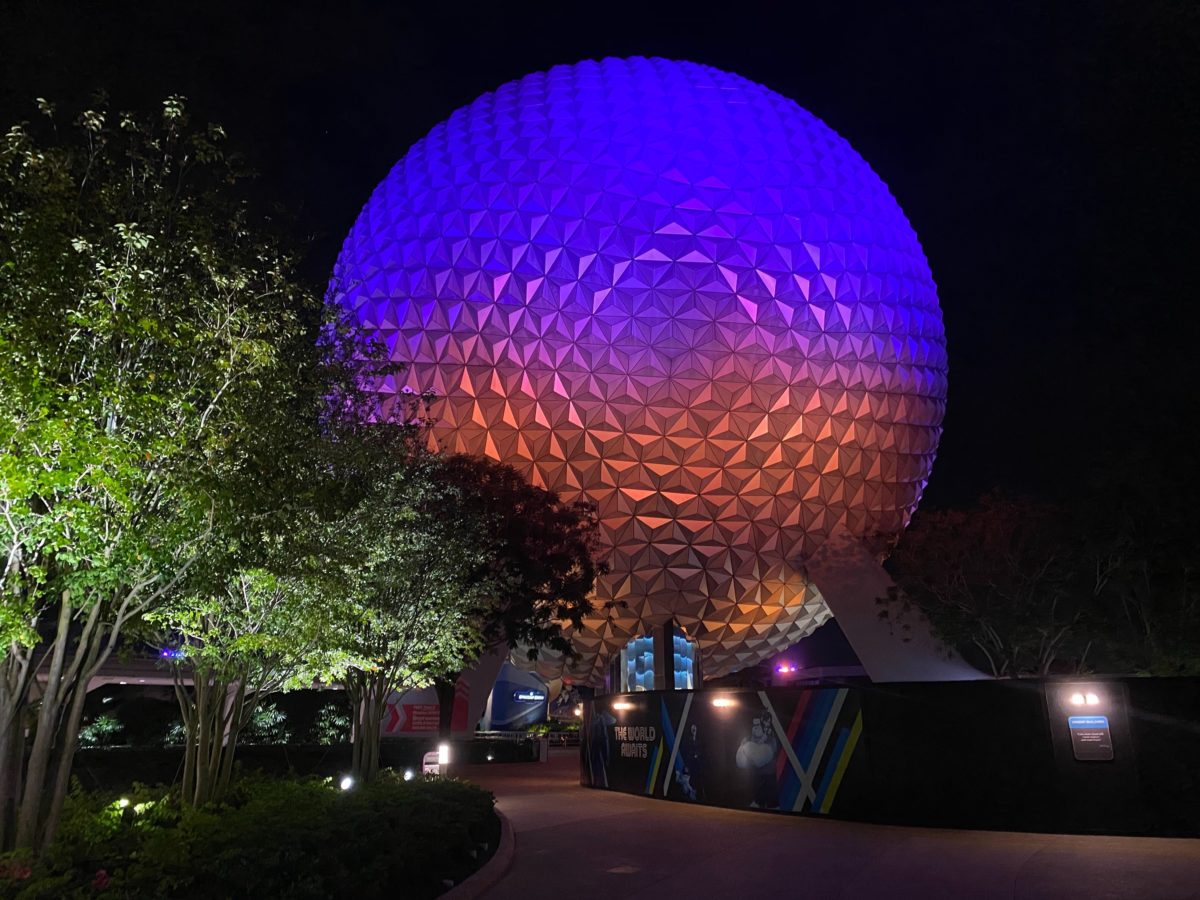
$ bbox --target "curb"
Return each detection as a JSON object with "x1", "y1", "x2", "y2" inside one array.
[{"x1": 442, "y1": 809, "x2": 515, "y2": 900}]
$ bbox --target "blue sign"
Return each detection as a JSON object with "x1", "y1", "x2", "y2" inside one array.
[
  {"x1": 1068, "y1": 716, "x2": 1109, "y2": 729},
  {"x1": 512, "y1": 689, "x2": 546, "y2": 704}
]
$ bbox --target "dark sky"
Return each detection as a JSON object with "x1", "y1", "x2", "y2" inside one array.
[{"x1": 3, "y1": 0, "x2": 1196, "y2": 509}]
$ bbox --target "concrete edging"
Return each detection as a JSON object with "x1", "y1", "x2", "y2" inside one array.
[{"x1": 442, "y1": 808, "x2": 514, "y2": 899}]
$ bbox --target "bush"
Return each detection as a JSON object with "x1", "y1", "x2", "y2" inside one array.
[
  {"x1": 78, "y1": 692, "x2": 182, "y2": 749},
  {"x1": 0, "y1": 775, "x2": 497, "y2": 899},
  {"x1": 240, "y1": 701, "x2": 290, "y2": 745},
  {"x1": 76, "y1": 689, "x2": 352, "y2": 751},
  {"x1": 77, "y1": 714, "x2": 123, "y2": 749}
]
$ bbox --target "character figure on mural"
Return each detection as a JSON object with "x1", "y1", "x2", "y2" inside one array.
[
  {"x1": 680, "y1": 722, "x2": 705, "y2": 801},
  {"x1": 549, "y1": 685, "x2": 581, "y2": 720},
  {"x1": 585, "y1": 709, "x2": 615, "y2": 788},
  {"x1": 735, "y1": 711, "x2": 779, "y2": 808}
]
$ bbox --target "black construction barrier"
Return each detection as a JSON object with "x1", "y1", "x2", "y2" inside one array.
[{"x1": 580, "y1": 678, "x2": 1200, "y2": 836}]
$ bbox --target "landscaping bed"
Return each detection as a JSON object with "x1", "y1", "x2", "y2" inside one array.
[{"x1": 0, "y1": 774, "x2": 499, "y2": 899}]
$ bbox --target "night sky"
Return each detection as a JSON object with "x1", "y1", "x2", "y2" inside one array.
[{"x1": 3, "y1": 0, "x2": 1196, "y2": 509}]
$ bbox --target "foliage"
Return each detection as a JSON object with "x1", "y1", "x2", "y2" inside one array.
[
  {"x1": 440, "y1": 454, "x2": 606, "y2": 660},
  {"x1": 240, "y1": 701, "x2": 289, "y2": 746},
  {"x1": 224, "y1": 690, "x2": 349, "y2": 746},
  {"x1": 148, "y1": 571, "x2": 350, "y2": 805},
  {"x1": 0, "y1": 775, "x2": 497, "y2": 900},
  {"x1": 75, "y1": 715, "x2": 122, "y2": 750},
  {"x1": 77, "y1": 695, "x2": 181, "y2": 749},
  {"x1": 886, "y1": 474, "x2": 1200, "y2": 677},
  {"x1": 1076, "y1": 454, "x2": 1200, "y2": 675},
  {"x1": 309, "y1": 700, "x2": 351, "y2": 745},
  {"x1": 0, "y1": 94, "x2": 301, "y2": 650},
  {"x1": 141, "y1": 312, "x2": 430, "y2": 802},
  {"x1": 428, "y1": 454, "x2": 606, "y2": 737},
  {"x1": 330, "y1": 454, "x2": 498, "y2": 781},
  {"x1": 883, "y1": 491, "x2": 1096, "y2": 677},
  {"x1": 0, "y1": 93, "x2": 379, "y2": 851}
]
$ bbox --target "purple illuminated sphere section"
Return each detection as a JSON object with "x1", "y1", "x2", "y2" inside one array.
[{"x1": 331, "y1": 58, "x2": 947, "y2": 685}]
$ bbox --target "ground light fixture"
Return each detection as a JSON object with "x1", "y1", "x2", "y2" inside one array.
[
  {"x1": 403, "y1": 769, "x2": 415, "y2": 781},
  {"x1": 339, "y1": 775, "x2": 354, "y2": 791},
  {"x1": 438, "y1": 743, "x2": 450, "y2": 766},
  {"x1": 711, "y1": 697, "x2": 737, "y2": 708},
  {"x1": 612, "y1": 701, "x2": 635, "y2": 711}
]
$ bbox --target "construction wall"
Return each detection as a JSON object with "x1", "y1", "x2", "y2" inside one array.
[{"x1": 581, "y1": 678, "x2": 1200, "y2": 836}]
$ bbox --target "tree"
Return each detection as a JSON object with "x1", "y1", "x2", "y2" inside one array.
[
  {"x1": 142, "y1": 339, "x2": 430, "y2": 806},
  {"x1": 330, "y1": 454, "x2": 498, "y2": 782},
  {"x1": 147, "y1": 571, "x2": 339, "y2": 806},
  {"x1": 883, "y1": 491, "x2": 1097, "y2": 677},
  {"x1": 441, "y1": 454, "x2": 603, "y2": 654},
  {"x1": 1076, "y1": 450, "x2": 1200, "y2": 675},
  {"x1": 430, "y1": 455, "x2": 605, "y2": 736},
  {"x1": 0, "y1": 97, "x2": 324, "y2": 850},
  {"x1": 145, "y1": 378, "x2": 432, "y2": 806}
]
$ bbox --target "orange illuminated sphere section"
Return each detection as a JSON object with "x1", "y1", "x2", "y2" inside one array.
[{"x1": 331, "y1": 58, "x2": 947, "y2": 684}]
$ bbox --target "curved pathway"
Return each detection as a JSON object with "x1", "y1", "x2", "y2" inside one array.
[{"x1": 457, "y1": 747, "x2": 1200, "y2": 900}]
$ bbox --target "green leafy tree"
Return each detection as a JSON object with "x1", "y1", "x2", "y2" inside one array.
[
  {"x1": 0, "y1": 96, "x2": 329, "y2": 850},
  {"x1": 148, "y1": 572, "x2": 342, "y2": 806},
  {"x1": 141, "y1": 327, "x2": 427, "y2": 808},
  {"x1": 329, "y1": 454, "x2": 498, "y2": 783}
]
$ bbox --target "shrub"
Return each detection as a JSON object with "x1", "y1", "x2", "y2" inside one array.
[
  {"x1": 240, "y1": 701, "x2": 291, "y2": 745},
  {"x1": 0, "y1": 775, "x2": 497, "y2": 900},
  {"x1": 77, "y1": 714, "x2": 123, "y2": 749}
]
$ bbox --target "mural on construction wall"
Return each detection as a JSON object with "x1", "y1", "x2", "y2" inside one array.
[
  {"x1": 548, "y1": 683, "x2": 583, "y2": 720},
  {"x1": 582, "y1": 688, "x2": 864, "y2": 816},
  {"x1": 381, "y1": 676, "x2": 471, "y2": 734}
]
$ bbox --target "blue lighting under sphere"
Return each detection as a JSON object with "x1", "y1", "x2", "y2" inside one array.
[{"x1": 332, "y1": 58, "x2": 947, "y2": 683}]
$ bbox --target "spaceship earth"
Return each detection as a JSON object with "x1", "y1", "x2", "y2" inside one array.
[{"x1": 330, "y1": 57, "x2": 947, "y2": 685}]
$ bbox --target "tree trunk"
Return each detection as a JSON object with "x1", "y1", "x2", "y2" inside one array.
[
  {"x1": 15, "y1": 596, "x2": 73, "y2": 850},
  {"x1": 40, "y1": 633, "x2": 101, "y2": 852},
  {"x1": 216, "y1": 722, "x2": 242, "y2": 801},
  {"x1": 433, "y1": 673, "x2": 459, "y2": 742},
  {"x1": 176, "y1": 676, "x2": 198, "y2": 805},
  {"x1": 175, "y1": 662, "x2": 259, "y2": 807},
  {"x1": 347, "y1": 670, "x2": 388, "y2": 783},
  {"x1": 346, "y1": 676, "x2": 362, "y2": 778},
  {"x1": 194, "y1": 673, "x2": 213, "y2": 806},
  {"x1": 15, "y1": 593, "x2": 119, "y2": 852},
  {"x1": 0, "y1": 658, "x2": 30, "y2": 851},
  {"x1": 213, "y1": 680, "x2": 247, "y2": 803}
]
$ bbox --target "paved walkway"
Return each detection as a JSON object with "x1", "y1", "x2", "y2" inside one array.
[{"x1": 456, "y1": 748, "x2": 1200, "y2": 900}]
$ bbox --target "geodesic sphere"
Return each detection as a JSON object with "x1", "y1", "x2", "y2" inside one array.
[{"x1": 330, "y1": 57, "x2": 947, "y2": 685}]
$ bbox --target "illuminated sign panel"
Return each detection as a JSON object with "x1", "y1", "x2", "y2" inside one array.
[
  {"x1": 513, "y1": 689, "x2": 547, "y2": 704},
  {"x1": 1068, "y1": 715, "x2": 1113, "y2": 761}
]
